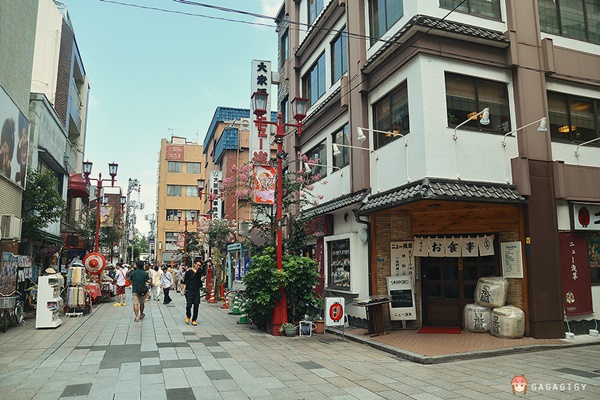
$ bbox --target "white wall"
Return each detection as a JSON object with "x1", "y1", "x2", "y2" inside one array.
[{"x1": 31, "y1": 0, "x2": 62, "y2": 103}]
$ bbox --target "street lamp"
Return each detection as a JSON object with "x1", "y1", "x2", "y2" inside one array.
[
  {"x1": 252, "y1": 90, "x2": 308, "y2": 335},
  {"x1": 178, "y1": 209, "x2": 197, "y2": 270},
  {"x1": 82, "y1": 160, "x2": 118, "y2": 252}
]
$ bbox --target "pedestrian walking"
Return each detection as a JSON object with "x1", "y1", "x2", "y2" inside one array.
[
  {"x1": 130, "y1": 260, "x2": 150, "y2": 322},
  {"x1": 173, "y1": 265, "x2": 181, "y2": 293},
  {"x1": 151, "y1": 265, "x2": 163, "y2": 301},
  {"x1": 113, "y1": 262, "x2": 127, "y2": 306},
  {"x1": 180, "y1": 260, "x2": 205, "y2": 326},
  {"x1": 161, "y1": 266, "x2": 173, "y2": 304}
]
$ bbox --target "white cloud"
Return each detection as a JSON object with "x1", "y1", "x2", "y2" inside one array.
[{"x1": 260, "y1": 0, "x2": 281, "y2": 19}]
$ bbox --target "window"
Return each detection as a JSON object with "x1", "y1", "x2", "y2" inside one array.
[
  {"x1": 302, "y1": 53, "x2": 326, "y2": 107},
  {"x1": 165, "y1": 232, "x2": 179, "y2": 251},
  {"x1": 168, "y1": 161, "x2": 183, "y2": 172},
  {"x1": 331, "y1": 27, "x2": 348, "y2": 83},
  {"x1": 305, "y1": 140, "x2": 328, "y2": 179},
  {"x1": 328, "y1": 239, "x2": 350, "y2": 290},
  {"x1": 185, "y1": 186, "x2": 199, "y2": 197},
  {"x1": 440, "y1": 0, "x2": 501, "y2": 20},
  {"x1": 186, "y1": 162, "x2": 201, "y2": 174},
  {"x1": 333, "y1": 124, "x2": 350, "y2": 168},
  {"x1": 280, "y1": 96, "x2": 289, "y2": 124},
  {"x1": 373, "y1": 82, "x2": 410, "y2": 149},
  {"x1": 548, "y1": 91, "x2": 599, "y2": 144},
  {"x1": 539, "y1": 0, "x2": 600, "y2": 44},
  {"x1": 166, "y1": 185, "x2": 182, "y2": 196},
  {"x1": 280, "y1": 29, "x2": 289, "y2": 69},
  {"x1": 369, "y1": 0, "x2": 403, "y2": 44},
  {"x1": 309, "y1": 0, "x2": 324, "y2": 25},
  {"x1": 445, "y1": 72, "x2": 510, "y2": 135},
  {"x1": 166, "y1": 210, "x2": 178, "y2": 221}
]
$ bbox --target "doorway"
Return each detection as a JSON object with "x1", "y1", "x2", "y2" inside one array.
[{"x1": 421, "y1": 256, "x2": 499, "y2": 326}]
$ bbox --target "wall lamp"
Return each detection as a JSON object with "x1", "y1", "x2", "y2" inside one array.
[
  {"x1": 501, "y1": 117, "x2": 547, "y2": 147},
  {"x1": 452, "y1": 108, "x2": 490, "y2": 140},
  {"x1": 303, "y1": 162, "x2": 343, "y2": 176},
  {"x1": 333, "y1": 143, "x2": 378, "y2": 160},
  {"x1": 575, "y1": 136, "x2": 600, "y2": 158}
]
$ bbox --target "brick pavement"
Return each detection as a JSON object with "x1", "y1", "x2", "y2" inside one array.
[{"x1": 0, "y1": 289, "x2": 598, "y2": 399}]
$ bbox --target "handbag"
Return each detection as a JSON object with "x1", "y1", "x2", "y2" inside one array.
[
  {"x1": 121, "y1": 271, "x2": 131, "y2": 287},
  {"x1": 136, "y1": 284, "x2": 149, "y2": 297}
]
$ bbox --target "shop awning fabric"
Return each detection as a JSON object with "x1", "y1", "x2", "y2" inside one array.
[
  {"x1": 68, "y1": 172, "x2": 90, "y2": 199},
  {"x1": 358, "y1": 178, "x2": 527, "y2": 215}
]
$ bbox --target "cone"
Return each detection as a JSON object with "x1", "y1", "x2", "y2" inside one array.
[
  {"x1": 209, "y1": 285, "x2": 216, "y2": 303},
  {"x1": 221, "y1": 289, "x2": 229, "y2": 309},
  {"x1": 229, "y1": 292, "x2": 240, "y2": 315},
  {"x1": 237, "y1": 297, "x2": 248, "y2": 324}
]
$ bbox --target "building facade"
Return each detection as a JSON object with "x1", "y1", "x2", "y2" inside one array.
[
  {"x1": 156, "y1": 137, "x2": 206, "y2": 265},
  {"x1": 279, "y1": 0, "x2": 600, "y2": 338}
]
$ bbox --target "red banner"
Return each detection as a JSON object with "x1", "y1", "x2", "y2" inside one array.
[
  {"x1": 252, "y1": 165, "x2": 276, "y2": 204},
  {"x1": 559, "y1": 232, "x2": 593, "y2": 317}
]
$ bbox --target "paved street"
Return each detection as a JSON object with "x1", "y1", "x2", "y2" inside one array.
[{"x1": 0, "y1": 290, "x2": 599, "y2": 400}]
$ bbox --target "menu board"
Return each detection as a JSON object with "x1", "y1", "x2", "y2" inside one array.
[
  {"x1": 501, "y1": 242, "x2": 523, "y2": 278},
  {"x1": 386, "y1": 276, "x2": 416, "y2": 321}
]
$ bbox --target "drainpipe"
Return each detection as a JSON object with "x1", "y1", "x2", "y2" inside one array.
[{"x1": 353, "y1": 209, "x2": 372, "y2": 295}]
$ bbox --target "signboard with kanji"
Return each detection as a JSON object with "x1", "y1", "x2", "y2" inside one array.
[{"x1": 559, "y1": 232, "x2": 593, "y2": 317}]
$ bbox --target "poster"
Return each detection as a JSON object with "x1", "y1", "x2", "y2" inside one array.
[
  {"x1": 100, "y1": 205, "x2": 114, "y2": 227},
  {"x1": 0, "y1": 86, "x2": 29, "y2": 189},
  {"x1": 251, "y1": 165, "x2": 276, "y2": 204},
  {"x1": 390, "y1": 241, "x2": 414, "y2": 281},
  {"x1": 501, "y1": 242, "x2": 523, "y2": 278}
]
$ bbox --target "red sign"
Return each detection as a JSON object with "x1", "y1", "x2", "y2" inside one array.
[
  {"x1": 559, "y1": 232, "x2": 593, "y2": 316},
  {"x1": 165, "y1": 144, "x2": 184, "y2": 161},
  {"x1": 329, "y1": 302, "x2": 343, "y2": 322}
]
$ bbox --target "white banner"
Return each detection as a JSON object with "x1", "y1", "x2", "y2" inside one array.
[
  {"x1": 479, "y1": 234, "x2": 495, "y2": 256},
  {"x1": 413, "y1": 237, "x2": 428, "y2": 257},
  {"x1": 444, "y1": 237, "x2": 462, "y2": 257},
  {"x1": 461, "y1": 236, "x2": 479, "y2": 257},
  {"x1": 429, "y1": 237, "x2": 445, "y2": 257},
  {"x1": 390, "y1": 241, "x2": 414, "y2": 281},
  {"x1": 413, "y1": 235, "x2": 496, "y2": 257}
]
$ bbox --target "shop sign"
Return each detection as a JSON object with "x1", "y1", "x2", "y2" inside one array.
[
  {"x1": 559, "y1": 232, "x2": 593, "y2": 316},
  {"x1": 306, "y1": 214, "x2": 333, "y2": 237},
  {"x1": 390, "y1": 241, "x2": 414, "y2": 281},
  {"x1": 386, "y1": 276, "x2": 416, "y2": 321},
  {"x1": 325, "y1": 297, "x2": 344, "y2": 327},
  {"x1": 413, "y1": 235, "x2": 495, "y2": 257},
  {"x1": 250, "y1": 60, "x2": 271, "y2": 151},
  {"x1": 572, "y1": 203, "x2": 600, "y2": 231},
  {"x1": 165, "y1": 144, "x2": 184, "y2": 161},
  {"x1": 0, "y1": 86, "x2": 30, "y2": 189}
]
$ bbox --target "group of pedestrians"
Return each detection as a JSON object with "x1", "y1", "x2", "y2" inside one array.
[{"x1": 112, "y1": 259, "x2": 206, "y2": 326}]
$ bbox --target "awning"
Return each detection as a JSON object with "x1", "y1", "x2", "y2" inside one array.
[{"x1": 68, "y1": 172, "x2": 90, "y2": 198}]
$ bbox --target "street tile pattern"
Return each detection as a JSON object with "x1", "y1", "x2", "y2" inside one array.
[{"x1": 0, "y1": 290, "x2": 599, "y2": 399}]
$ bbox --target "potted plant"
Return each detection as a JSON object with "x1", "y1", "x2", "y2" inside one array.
[
  {"x1": 280, "y1": 322, "x2": 296, "y2": 337},
  {"x1": 312, "y1": 298, "x2": 325, "y2": 334}
]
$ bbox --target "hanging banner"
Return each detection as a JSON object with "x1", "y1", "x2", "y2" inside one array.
[
  {"x1": 390, "y1": 241, "x2": 414, "y2": 281},
  {"x1": 99, "y1": 205, "x2": 114, "y2": 227},
  {"x1": 461, "y1": 236, "x2": 479, "y2": 257},
  {"x1": 413, "y1": 234, "x2": 496, "y2": 257},
  {"x1": 251, "y1": 165, "x2": 276, "y2": 204},
  {"x1": 559, "y1": 232, "x2": 593, "y2": 316},
  {"x1": 429, "y1": 237, "x2": 445, "y2": 257}
]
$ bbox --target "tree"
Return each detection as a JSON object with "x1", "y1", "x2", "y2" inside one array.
[
  {"x1": 218, "y1": 152, "x2": 324, "y2": 251},
  {"x1": 21, "y1": 169, "x2": 65, "y2": 240},
  {"x1": 70, "y1": 204, "x2": 125, "y2": 254},
  {"x1": 206, "y1": 218, "x2": 236, "y2": 299}
]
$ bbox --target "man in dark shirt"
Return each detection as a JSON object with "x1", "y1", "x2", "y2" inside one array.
[
  {"x1": 180, "y1": 260, "x2": 205, "y2": 326},
  {"x1": 130, "y1": 260, "x2": 150, "y2": 322}
]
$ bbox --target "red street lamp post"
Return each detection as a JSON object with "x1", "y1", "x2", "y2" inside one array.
[
  {"x1": 251, "y1": 91, "x2": 308, "y2": 335},
  {"x1": 197, "y1": 178, "x2": 214, "y2": 299},
  {"x1": 83, "y1": 161, "x2": 118, "y2": 252}
]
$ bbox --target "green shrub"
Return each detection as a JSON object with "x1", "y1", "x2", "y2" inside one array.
[{"x1": 243, "y1": 248, "x2": 283, "y2": 330}]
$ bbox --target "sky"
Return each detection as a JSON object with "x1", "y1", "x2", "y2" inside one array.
[{"x1": 61, "y1": 0, "x2": 281, "y2": 235}]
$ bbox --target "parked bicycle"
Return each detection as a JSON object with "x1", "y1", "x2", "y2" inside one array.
[
  {"x1": 0, "y1": 291, "x2": 24, "y2": 333},
  {"x1": 224, "y1": 289, "x2": 245, "y2": 309}
]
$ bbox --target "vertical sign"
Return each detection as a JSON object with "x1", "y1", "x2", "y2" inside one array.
[
  {"x1": 0, "y1": 86, "x2": 29, "y2": 189},
  {"x1": 209, "y1": 170, "x2": 222, "y2": 219},
  {"x1": 559, "y1": 232, "x2": 593, "y2": 316},
  {"x1": 250, "y1": 60, "x2": 272, "y2": 157},
  {"x1": 251, "y1": 165, "x2": 276, "y2": 204},
  {"x1": 390, "y1": 241, "x2": 414, "y2": 281},
  {"x1": 325, "y1": 297, "x2": 345, "y2": 327}
]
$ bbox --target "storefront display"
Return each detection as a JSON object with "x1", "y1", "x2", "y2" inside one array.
[
  {"x1": 36, "y1": 276, "x2": 63, "y2": 328},
  {"x1": 328, "y1": 239, "x2": 350, "y2": 290}
]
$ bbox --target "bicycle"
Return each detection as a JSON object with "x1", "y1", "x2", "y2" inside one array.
[
  {"x1": 224, "y1": 289, "x2": 245, "y2": 309},
  {"x1": 0, "y1": 291, "x2": 24, "y2": 333}
]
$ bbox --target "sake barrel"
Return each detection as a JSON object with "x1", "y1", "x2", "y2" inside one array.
[
  {"x1": 464, "y1": 303, "x2": 492, "y2": 333},
  {"x1": 475, "y1": 277, "x2": 509, "y2": 308},
  {"x1": 490, "y1": 305, "x2": 525, "y2": 339}
]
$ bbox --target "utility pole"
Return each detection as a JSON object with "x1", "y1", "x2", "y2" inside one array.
[
  {"x1": 125, "y1": 178, "x2": 142, "y2": 264},
  {"x1": 145, "y1": 213, "x2": 156, "y2": 264}
]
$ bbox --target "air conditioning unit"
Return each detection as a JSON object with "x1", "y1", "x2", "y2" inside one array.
[{"x1": 0, "y1": 214, "x2": 22, "y2": 240}]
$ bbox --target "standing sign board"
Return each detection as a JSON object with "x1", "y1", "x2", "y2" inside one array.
[
  {"x1": 325, "y1": 297, "x2": 344, "y2": 327},
  {"x1": 501, "y1": 242, "x2": 523, "y2": 278},
  {"x1": 559, "y1": 232, "x2": 593, "y2": 316},
  {"x1": 386, "y1": 277, "x2": 416, "y2": 321}
]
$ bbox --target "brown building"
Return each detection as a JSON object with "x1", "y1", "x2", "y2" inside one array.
[{"x1": 278, "y1": 0, "x2": 600, "y2": 338}]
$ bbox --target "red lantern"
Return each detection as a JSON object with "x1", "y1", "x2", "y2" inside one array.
[{"x1": 578, "y1": 206, "x2": 590, "y2": 228}]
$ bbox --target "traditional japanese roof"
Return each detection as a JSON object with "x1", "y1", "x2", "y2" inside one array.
[
  {"x1": 301, "y1": 189, "x2": 370, "y2": 219},
  {"x1": 358, "y1": 178, "x2": 526, "y2": 215},
  {"x1": 362, "y1": 14, "x2": 510, "y2": 74}
]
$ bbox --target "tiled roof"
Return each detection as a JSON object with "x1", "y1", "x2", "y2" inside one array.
[
  {"x1": 358, "y1": 178, "x2": 526, "y2": 215},
  {"x1": 362, "y1": 14, "x2": 509, "y2": 73},
  {"x1": 204, "y1": 107, "x2": 249, "y2": 150},
  {"x1": 214, "y1": 127, "x2": 239, "y2": 162},
  {"x1": 301, "y1": 189, "x2": 370, "y2": 219}
]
